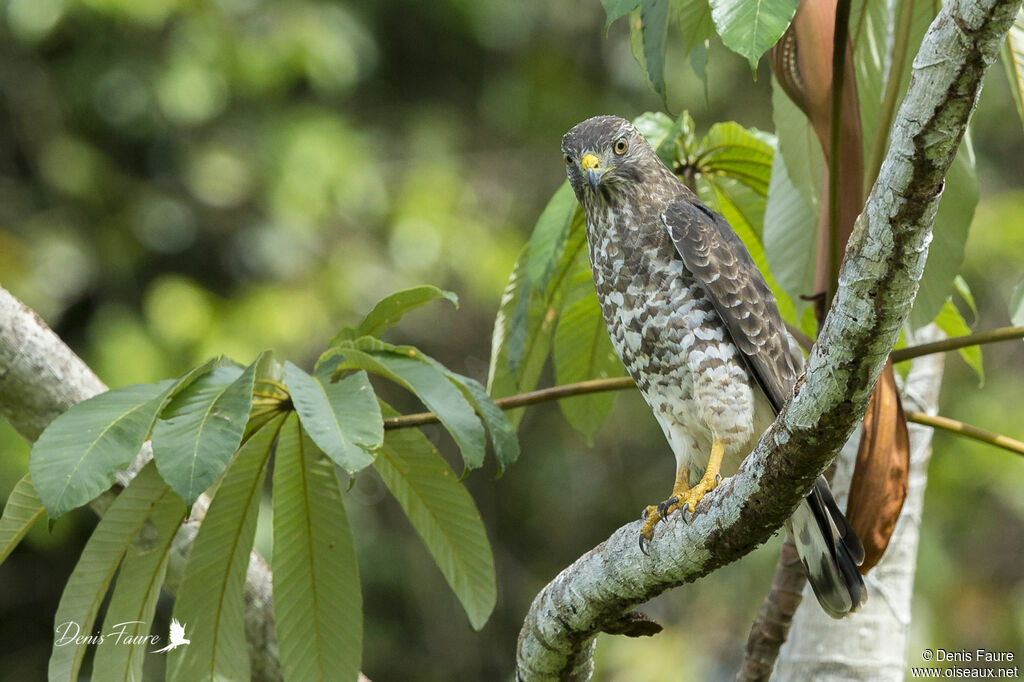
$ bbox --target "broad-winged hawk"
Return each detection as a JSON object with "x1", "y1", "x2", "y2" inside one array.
[{"x1": 561, "y1": 115, "x2": 865, "y2": 618}]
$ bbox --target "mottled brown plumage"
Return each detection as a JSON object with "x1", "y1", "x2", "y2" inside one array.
[{"x1": 562, "y1": 115, "x2": 865, "y2": 618}]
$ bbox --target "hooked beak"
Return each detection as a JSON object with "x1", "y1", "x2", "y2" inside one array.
[{"x1": 581, "y1": 153, "x2": 603, "y2": 192}]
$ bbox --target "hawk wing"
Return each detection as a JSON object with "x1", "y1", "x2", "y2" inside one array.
[
  {"x1": 661, "y1": 197, "x2": 798, "y2": 413},
  {"x1": 663, "y1": 196, "x2": 867, "y2": 616}
]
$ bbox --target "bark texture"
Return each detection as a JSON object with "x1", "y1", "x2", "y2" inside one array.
[
  {"x1": 516, "y1": 0, "x2": 1019, "y2": 676},
  {"x1": 0, "y1": 286, "x2": 281, "y2": 681}
]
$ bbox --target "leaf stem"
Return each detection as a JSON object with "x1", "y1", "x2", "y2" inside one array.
[
  {"x1": 381, "y1": 327, "x2": 1024, "y2": 458},
  {"x1": 829, "y1": 0, "x2": 853, "y2": 295},
  {"x1": 905, "y1": 410, "x2": 1024, "y2": 457},
  {"x1": 890, "y1": 325, "x2": 1024, "y2": 362}
]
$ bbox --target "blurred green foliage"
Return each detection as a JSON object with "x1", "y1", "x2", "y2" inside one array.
[{"x1": 0, "y1": 0, "x2": 1022, "y2": 680}]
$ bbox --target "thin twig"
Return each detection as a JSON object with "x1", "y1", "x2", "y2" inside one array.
[
  {"x1": 905, "y1": 410, "x2": 1024, "y2": 457},
  {"x1": 382, "y1": 376, "x2": 637, "y2": 429},
  {"x1": 383, "y1": 320, "x2": 1024, "y2": 431},
  {"x1": 890, "y1": 325, "x2": 1024, "y2": 363}
]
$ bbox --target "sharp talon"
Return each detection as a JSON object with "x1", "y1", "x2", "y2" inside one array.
[
  {"x1": 681, "y1": 501, "x2": 692, "y2": 515},
  {"x1": 639, "y1": 535, "x2": 649, "y2": 555},
  {"x1": 715, "y1": 474, "x2": 722, "y2": 485},
  {"x1": 641, "y1": 507, "x2": 650, "y2": 521}
]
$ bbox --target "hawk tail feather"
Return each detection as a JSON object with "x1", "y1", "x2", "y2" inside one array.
[{"x1": 788, "y1": 477, "x2": 867, "y2": 619}]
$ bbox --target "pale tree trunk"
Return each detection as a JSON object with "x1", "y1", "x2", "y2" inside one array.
[
  {"x1": 516, "y1": 0, "x2": 1020, "y2": 676},
  {"x1": 774, "y1": 329, "x2": 944, "y2": 679}
]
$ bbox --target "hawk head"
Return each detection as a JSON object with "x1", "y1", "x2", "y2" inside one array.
[{"x1": 561, "y1": 115, "x2": 656, "y2": 205}]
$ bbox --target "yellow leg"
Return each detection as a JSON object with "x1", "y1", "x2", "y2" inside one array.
[{"x1": 639, "y1": 439, "x2": 726, "y2": 551}]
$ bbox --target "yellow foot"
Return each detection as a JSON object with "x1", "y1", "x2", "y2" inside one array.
[{"x1": 638, "y1": 439, "x2": 726, "y2": 554}]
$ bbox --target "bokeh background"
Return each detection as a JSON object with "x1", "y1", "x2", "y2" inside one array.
[{"x1": 1, "y1": 1, "x2": 1022, "y2": 680}]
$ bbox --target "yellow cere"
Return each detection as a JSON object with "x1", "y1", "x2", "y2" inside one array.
[{"x1": 581, "y1": 153, "x2": 600, "y2": 171}]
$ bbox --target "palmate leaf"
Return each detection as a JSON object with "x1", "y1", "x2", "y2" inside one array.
[
  {"x1": 284, "y1": 363, "x2": 383, "y2": 475},
  {"x1": 553, "y1": 247, "x2": 625, "y2": 439},
  {"x1": 167, "y1": 415, "x2": 285, "y2": 682},
  {"x1": 374, "y1": 402, "x2": 496, "y2": 630},
  {"x1": 0, "y1": 474, "x2": 45, "y2": 565},
  {"x1": 93, "y1": 478, "x2": 186, "y2": 682},
  {"x1": 697, "y1": 122, "x2": 774, "y2": 198},
  {"x1": 30, "y1": 359, "x2": 215, "y2": 519},
  {"x1": 318, "y1": 343, "x2": 486, "y2": 472},
  {"x1": 330, "y1": 285, "x2": 459, "y2": 345},
  {"x1": 152, "y1": 356, "x2": 262, "y2": 505},
  {"x1": 273, "y1": 414, "x2": 361, "y2": 682},
  {"x1": 48, "y1": 463, "x2": 176, "y2": 682},
  {"x1": 709, "y1": 0, "x2": 799, "y2": 71}
]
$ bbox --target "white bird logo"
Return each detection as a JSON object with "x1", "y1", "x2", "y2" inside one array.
[{"x1": 152, "y1": 619, "x2": 191, "y2": 653}]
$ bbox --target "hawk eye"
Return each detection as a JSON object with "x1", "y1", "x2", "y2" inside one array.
[
  {"x1": 564, "y1": 153, "x2": 574, "y2": 166},
  {"x1": 613, "y1": 138, "x2": 629, "y2": 155}
]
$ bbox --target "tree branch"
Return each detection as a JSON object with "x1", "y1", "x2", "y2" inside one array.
[
  {"x1": 0, "y1": 286, "x2": 282, "y2": 681},
  {"x1": 514, "y1": 0, "x2": 1020, "y2": 677}
]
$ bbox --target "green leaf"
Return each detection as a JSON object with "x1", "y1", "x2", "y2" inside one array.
[
  {"x1": 488, "y1": 231, "x2": 584, "y2": 426},
  {"x1": 909, "y1": 140, "x2": 978, "y2": 330},
  {"x1": 770, "y1": 77, "x2": 823, "y2": 212},
  {"x1": 168, "y1": 415, "x2": 285, "y2": 682},
  {"x1": 679, "y1": 0, "x2": 716, "y2": 55},
  {"x1": 640, "y1": 0, "x2": 671, "y2": 104},
  {"x1": 32, "y1": 382, "x2": 171, "y2": 519},
  {"x1": 48, "y1": 463, "x2": 176, "y2": 682},
  {"x1": 709, "y1": 0, "x2": 799, "y2": 71},
  {"x1": 851, "y1": 0, "x2": 892, "y2": 167},
  {"x1": 284, "y1": 363, "x2": 382, "y2": 475},
  {"x1": 0, "y1": 474, "x2": 45, "y2": 566},
  {"x1": 763, "y1": 134, "x2": 818, "y2": 314},
  {"x1": 374, "y1": 402, "x2": 496, "y2": 630},
  {"x1": 1009, "y1": 279, "x2": 1024, "y2": 326},
  {"x1": 553, "y1": 248, "x2": 625, "y2": 439},
  {"x1": 440, "y1": 372, "x2": 521, "y2": 475},
  {"x1": 152, "y1": 358, "x2": 261, "y2": 505},
  {"x1": 953, "y1": 275, "x2": 978, "y2": 321},
  {"x1": 601, "y1": 0, "x2": 640, "y2": 33},
  {"x1": 633, "y1": 110, "x2": 692, "y2": 166},
  {"x1": 93, "y1": 479, "x2": 186, "y2": 682},
  {"x1": 526, "y1": 181, "x2": 579, "y2": 293},
  {"x1": 331, "y1": 285, "x2": 459, "y2": 344},
  {"x1": 697, "y1": 121, "x2": 775, "y2": 198},
  {"x1": 273, "y1": 415, "x2": 361, "y2": 682},
  {"x1": 29, "y1": 359, "x2": 215, "y2": 518},
  {"x1": 318, "y1": 345, "x2": 487, "y2": 472},
  {"x1": 934, "y1": 299, "x2": 984, "y2": 385},
  {"x1": 1003, "y1": 10, "x2": 1024, "y2": 136}
]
